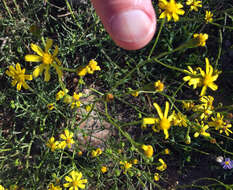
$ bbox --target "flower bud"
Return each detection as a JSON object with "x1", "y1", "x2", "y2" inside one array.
[
  {"x1": 185, "y1": 136, "x2": 191, "y2": 144},
  {"x1": 106, "y1": 93, "x2": 114, "y2": 102},
  {"x1": 216, "y1": 156, "x2": 224, "y2": 163}
]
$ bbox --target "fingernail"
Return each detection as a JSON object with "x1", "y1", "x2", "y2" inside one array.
[{"x1": 110, "y1": 9, "x2": 153, "y2": 43}]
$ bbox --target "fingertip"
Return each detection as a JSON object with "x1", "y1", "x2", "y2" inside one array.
[{"x1": 91, "y1": 0, "x2": 156, "y2": 50}]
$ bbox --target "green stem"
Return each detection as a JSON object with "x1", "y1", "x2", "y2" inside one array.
[
  {"x1": 210, "y1": 22, "x2": 233, "y2": 30},
  {"x1": 148, "y1": 18, "x2": 165, "y2": 59},
  {"x1": 2, "y1": 0, "x2": 12, "y2": 19},
  {"x1": 152, "y1": 58, "x2": 189, "y2": 74},
  {"x1": 214, "y1": 29, "x2": 222, "y2": 70},
  {"x1": 104, "y1": 102, "x2": 139, "y2": 147},
  {"x1": 170, "y1": 141, "x2": 210, "y2": 156},
  {"x1": 215, "y1": 142, "x2": 233, "y2": 156},
  {"x1": 89, "y1": 88, "x2": 104, "y2": 96},
  {"x1": 65, "y1": 0, "x2": 83, "y2": 31},
  {"x1": 193, "y1": 178, "x2": 229, "y2": 188},
  {"x1": 60, "y1": 67, "x2": 77, "y2": 72},
  {"x1": 112, "y1": 42, "x2": 196, "y2": 90}
]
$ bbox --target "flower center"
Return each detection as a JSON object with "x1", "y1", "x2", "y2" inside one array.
[
  {"x1": 203, "y1": 75, "x2": 212, "y2": 86},
  {"x1": 160, "y1": 118, "x2": 171, "y2": 130},
  {"x1": 216, "y1": 120, "x2": 223, "y2": 126},
  {"x1": 166, "y1": 2, "x2": 177, "y2": 13},
  {"x1": 43, "y1": 53, "x2": 53, "y2": 65},
  {"x1": 72, "y1": 180, "x2": 79, "y2": 187},
  {"x1": 225, "y1": 161, "x2": 229, "y2": 165},
  {"x1": 16, "y1": 73, "x2": 25, "y2": 82},
  {"x1": 67, "y1": 138, "x2": 71, "y2": 144}
]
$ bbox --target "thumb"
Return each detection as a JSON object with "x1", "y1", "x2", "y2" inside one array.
[{"x1": 91, "y1": 0, "x2": 156, "y2": 50}]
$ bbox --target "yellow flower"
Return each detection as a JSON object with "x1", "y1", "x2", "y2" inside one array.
[
  {"x1": 85, "y1": 105, "x2": 92, "y2": 112},
  {"x1": 154, "y1": 80, "x2": 165, "y2": 92},
  {"x1": 71, "y1": 92, "x2": 82, "y2": 109},
  {"x1": 219, "y1": 123, "x2": 232, "y2": 136},
  {"x1": 91, "y1": 148, "x2": 102, "y2": 157},
  {"x1": 78, "y1": 150, "x2": 83, "y2": 156},
  {"x1": 63, "y1": 170, "x2": 88, "y2": 190},
  {"x1": 25, "y1": 38, "x2": 62, "y2": 81},
  {"x1": 183, "y1": 66, "x2": 201, "y2": 89},
  {"x1": 205, "y1": 11, "x2": 213, "y2": 23},
  {"x1": 47, "y1": 103, "x2": 55, "y2": 110},
  {"x1": 158, "y1": 0, "x2": 185, "y2": 22},
  {"x1": 199, "y1": 58, "x2": 220, "y2": 96},
  {"x1": 87, "y1": 59, "x2": 101, "y2": 74},
  {"x1": 141, "y1": 144, "x2": 154, "y2": 158},
  {"x1": 199, "y1": 95, "x2": 214, "y2": 110},
  {"x1": 48, "y1": 183, "x2": 62, "y2": 190},
  {"x1": 182, "y1": 101, "x2": 195, "y2": 111},
  {"x1": 0, "y1": 185, "x2": 7, "y2": 190},
  {"x1": 172, "y1": 112, "x2": 188, "y2": 127},
  {"x1": 101, "y1": 166, "x2": 108, "y2": 173},
  {"x1": 154, "y1": 173, "x2": 160, "y2": 181},
  {"x1": 131, "y1": 91, "x2": 139, "y2": 97},
  {"x1": 77, "y1": 59, "x2": 101, "y2": 77},
  {"x1": 193, "y1": 33, "x2": 208, "y2": 47},
  {"x1": 56, "y1": 90, "x2": 68, "y2": 101},
  {"x1": 59, "y1": 129, "x2": 75, "y2": 149},
  {"x1": 153, "y1": 101, "x2": 173, "y2": 139},
  {"x1": 77, "y1": 66, "x2": 88, "y2": 77},
  {"x1": 120, "y1": 161, "x2": 132, "y2": 174},
  {"x1": 131, "y1": 159, "x2": 138, "y2": 165},
  {"x1": 186, "y1": 0, "x2": 202, "y2": 12},
  {"x1": 46, "y1": 137, "x2": 59, "y2": 152},
  {"x1": 194, "y1": 121, "x2": 210, "y2": 138},
  {"x1": 156, "y1": 158, "x2": 167, "y2": 171},
  {"x1": 164, "y1": 148, "x2": 170, "y2": 155},
  {"x1": 208, "y1": 113, "x2": 226, "y2": 130},
  {"x1": 208, "y1": 113, "x2": 232, "y2": 136},
  {"x1": 193, "y1": 96, "x2": 214, "y2": 120},
  {"x1": 9, "y1": 185, "x2": 18, "y2": 190},
  {"x1": 5, "y1": 63, "x2": 32, "y2": 91}
]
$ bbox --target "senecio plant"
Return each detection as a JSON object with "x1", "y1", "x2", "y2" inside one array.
[{"x1": 1, "y1": 0, "x2": 233, "y2": 189}]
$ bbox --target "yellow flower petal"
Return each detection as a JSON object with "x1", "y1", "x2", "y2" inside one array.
[
  {"x1": 153, "y1": 103, "x2": 164, "y2": 119},
  {"x1": 31, "y1": 43, "x2": 44, "y2": 56},
  {"x1": 208, "y1": 83, "x2": 218, "y2": 91},
  {"x1": 44, "y1": 65, "x2": 50, "y2": 82},
  {"x1": 53, "y1": 45, "x2": 59, "y2": 57},
  {"x1": 45, "y1": 38, "x2": 53, "y2": 52},
  {"x1": 164, "y1": 101, "x2": 169, "y2": 118},
  {"x1": 17, "y1": 83, "x2": 22, "y2": 91},
  {"x1": 60, "y1": 134, "x2": 66, "y2": 140},
  {"x1": 33, "y1": 65, "x2": 42, "y2": 78},
  {"x1": 65, "y1": 176, "x2": 73, "y2": 182},
  {"x1": 25, "y1": 54, "x2": 42, "y2": 62},
  {"x1": 64, "y1": 129, "x2": 69, "y2": 138}
]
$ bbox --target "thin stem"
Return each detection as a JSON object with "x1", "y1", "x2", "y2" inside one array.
[
  {"x1": 65, "y1": 0, "x2": 83, "y2": 31},
  {"x1": 215, "y1": 142, "x2": 233, "y2": 156},
  {"x1": 215, "y1": 29, "x2": 222, "y2": 70},
  {"x1": 152, "y1": 58, "x2": 189, "y2": 74},
  {"x1": 148, "y1": 18, "x2": 165, "y2": 59},
  {"x1": 104, "y1": 102, "x2": 139, "y2": 147},
  {"x1": 60, "y1": 66, "x2": 77, "y2": 72},
  {"x1": 210, "y1": 22, "x2": 233, "y2": 30},
  {"x1": 2, "y1": 0, "x2": 12, "y2": 19}
]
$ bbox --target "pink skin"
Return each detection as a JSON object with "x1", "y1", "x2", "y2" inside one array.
[{"x1": 91, "y1": 0, "x2": 156, "y2": 50}]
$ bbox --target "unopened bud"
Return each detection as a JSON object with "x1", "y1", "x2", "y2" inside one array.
[
  {"x1": 185, "y1": 136, "x2": 191, "y2": 144},
  {"x1": 210, "y1": 138, "x2": 216, "y2": 144},
  {"x1": 216, "y1": 156, "x2": 224, "y2": 163},
  {"x1": 106, "y1": 93, "x2": 114, "y2": 102}
]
